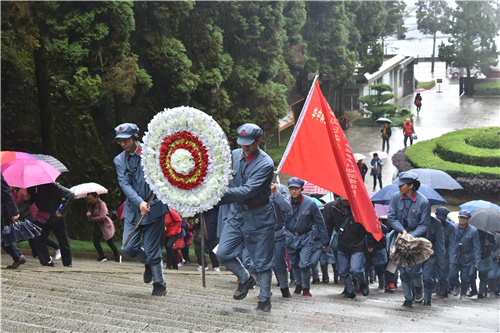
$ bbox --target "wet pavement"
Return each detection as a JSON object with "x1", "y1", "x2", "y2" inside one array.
[{"x1": 277, "y1": 61, "x2": 499, "y2": 211}]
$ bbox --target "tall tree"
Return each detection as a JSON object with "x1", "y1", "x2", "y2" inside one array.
[
  {"x1": 380, "y1": 1, "x2": 407, "y2": 53},
  {"x1": 442, "y1": 1, "x2": 499, "y2": 78},
  {"x1": 416, "y1": 1, "x2": 452, "y2": 73}
]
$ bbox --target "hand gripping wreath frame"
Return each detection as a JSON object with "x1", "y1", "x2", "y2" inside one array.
[{"x1": 141, "y1": 106, "x2": 233, "y2": 286}]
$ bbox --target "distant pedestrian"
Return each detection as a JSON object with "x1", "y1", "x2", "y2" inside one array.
[
  {"x1": 414, "y1": 93, "x2": 422, "y2": 112},
  {"x1": 381, "y1": 122, "x2": 392, "y2": 153},
  {"x1": 403, "y1": 118, "x2": 415, "y2": 148},
  {"x1": 357, "y1": 159, "x2": 368, "y2": 182},
  {"x1": 370, "y1": 153, "x2": 383, "y2": 191},
  {"x1": 87, "y1": 192, "x2": 121, "y2": 263}
]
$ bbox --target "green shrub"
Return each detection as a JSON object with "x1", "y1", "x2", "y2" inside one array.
[
  {"x1": 435, "y1": 128, "x2": 500, "y2": 167},
  {"x1": 398, "y1": 107, "x2": 411, "y2": 117},
  {"x1": 405, "y1": 138, "x2": 500, "y2": 179},
  {"x1": 467, "y1": 126, "x2": 500, "y2": 149},
  {"x1": 417, "y1": 80, "x2": 436, "y2": 90},
  {"x1": 474, "y1": 80, "x2": 500, "y2": 96}
]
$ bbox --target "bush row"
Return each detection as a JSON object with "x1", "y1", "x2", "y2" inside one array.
[
  {"x1": 405, "y1": 138, "x2": 500, "y2": 179},
  {"x1": 435, "y1": 128, "x2": 500, "y2": 167},
  {"x1": 474, "y1": 80, "x2": 500, "y2": 96}
]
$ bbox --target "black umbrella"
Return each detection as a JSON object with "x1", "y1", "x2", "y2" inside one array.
[
  {"x1": 469, "y1": 208, "x2": 500, "y2": 232},
  {"x1": 389, "y1": 233, "x2": 434, "y2": 267},
  {"x1": 32, "y1": 154, "x2": 69, "y2": 173}
]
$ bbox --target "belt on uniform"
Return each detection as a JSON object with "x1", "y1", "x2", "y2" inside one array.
[
  {"x1": 238, "y1": 198, "x2": 270, "y2": 211},
  {"x1": 275, "y1": 226, "x2": 284, "y2": 231},
  {"x1": 458, "y1": 250, "x2": 471, "y2": 255},
  {"x1": 291, "y1": 229, "x2": 311, "y2": 236},
  {"x1": 405, "y1": 227, "x2": 416, "y2": 232}
]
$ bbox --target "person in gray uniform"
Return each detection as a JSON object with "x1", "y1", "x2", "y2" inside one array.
[
  {"x1": 387, "y1": 172, "x2": 430, "y2": 308},
  {"x1": 421, "y1": 216, "x2": 445, "y2": 306},
  {"x1": 434, "y1": 207, "x2": 456, "y2": 300},
  {"x1": 271, "y1": 182, "x2": 292, "y2": 298},
  {"x1": 216, "y1": 124, "x2": 275, "y2": 312},
  {"x1": 284, "y1": 177, "x2": 329, "y2": 297},
  {"x1": 449, "y1": 210, "x2": 481, "y2": 301},
  {"x1": 114, "y1": 123, "x2": 169, "y2": 297}
]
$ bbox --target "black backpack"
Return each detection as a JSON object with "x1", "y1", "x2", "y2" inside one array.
[{"x1": 107, "y1": 204, "x2": 119, "y2": 220}]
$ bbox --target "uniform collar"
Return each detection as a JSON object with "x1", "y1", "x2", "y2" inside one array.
[
  {"x1": 126, "y1": 143, "x2": 142, "y2": 158},
  {"x1": 400, "y1": 192, "x2": 417, "y2": 201},
  {"x1": 289, "y1": 196, "x2": 304, "y2": 204},
  {"x1": 457, "y1": 223, "x2": 469, "y2": 230},
  {"x1": 240, "y1": 149, "x2": 260, "y2": 163}
]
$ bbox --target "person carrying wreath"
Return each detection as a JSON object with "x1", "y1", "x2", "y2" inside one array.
[
  {"x1": 114, "y1": 123, "x2": 170, "y2": 297},
  {"x1": 216, "y1": 123, "x2": 276, "y2": 313}
]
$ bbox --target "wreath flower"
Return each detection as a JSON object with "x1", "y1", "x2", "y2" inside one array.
[{"x1": 142, "y1": 106, "x2": 232, "y2": 214}]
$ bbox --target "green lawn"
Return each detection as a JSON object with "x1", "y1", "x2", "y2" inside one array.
[{"x1": 15, "y1": 237, "x2": 197, "y2": 258}]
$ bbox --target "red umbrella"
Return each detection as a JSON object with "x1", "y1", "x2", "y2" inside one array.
[
  {"x1": 1, "y1": 159, "x2": 60, "y2": 188},
  {"x1": 303, "y1": 181, "x2": 329, "y2": 195}
]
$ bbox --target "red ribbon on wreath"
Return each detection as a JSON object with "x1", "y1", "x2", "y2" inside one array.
[{"x1": 159, "y1": 131, "x2": 209, "y2": 190}]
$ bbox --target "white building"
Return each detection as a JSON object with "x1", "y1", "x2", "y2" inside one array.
[{"x1": 345, "y1": 54, "x2": 416, "y2": 110}]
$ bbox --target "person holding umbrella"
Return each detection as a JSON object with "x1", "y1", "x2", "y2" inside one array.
[
  {"x1": 1, "y1": 174, "x2": 25, "y2": 269},
  {"x1": 381, "y1": 122, "x2": 392, "y2": 153},
  {"x1": 370, "y1": 153, "x2": 384, "y2": 191},
  {"x1": 449, "y1": 210, "x2": 481, "y2": 301},
  {"x1": 414, "y1": 93, "x2": 422, "y2": 112},
  {"x1": 387, "y1": 172, "x2": 430, "y2": 308},
  {"x1": 114, "y1": 123, "x2": 169, "y2": 297},
  {"x1": 87, "y1": 192, "x2": 121, "y2": 263}
]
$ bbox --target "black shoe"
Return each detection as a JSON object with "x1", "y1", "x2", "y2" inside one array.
[
  {"x1": 185, "y1": 259, "x2": 191, "y2": 265},
  {"x1": 312, "y1": 278, "x2": 320, "y2": 285},
  {"x1": 360, "y1": 283, "x2": 369, "y2": 296},
  {"x1": 256, "y1": 300, "x2": 271, "y2": 312},
  {"x1": 152, "y1": 282, "x2": 167, "y2": 297},
  {"x1": 402, "y1": 300, "x2": 413, "y2": 308},
  {"x1": 343, "y1": 291, "x2": 356, "y2": 299},
  {"x1": 64, "y1": 264, "x2": 72, "y2": 268},
  {"x1": 144, "y1": 264, "x2": 153, "y2": 284},
  {"x1": 97, "y1": 256, "x2": 107, "y2": 262},
  {"x1": 423, "y1": 299, "x2": 431, "y2": 306},
  {"x1": 43, "y1": 260, "x2": 54, "y2": 267},
  {"x1": 233, "y1": 275, "x2": 256, "y2": 300},
  {"x1": 341, "y1": 287, "x2": 347, "y2": 295},
  {"x1": 281, "y1": 287, "x2": 292, "y2": 298},
  {"x1": 466, "y1": 290, "x2": 478, "y2": 297},
  {"x1": 115, "y1": 255, "x2": 122, "y2": 263}
]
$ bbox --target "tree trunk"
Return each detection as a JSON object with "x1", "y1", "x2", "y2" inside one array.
[
  {"x1": 34, "y1": 38, "x2": 57, "y2": 157},
  {"x1": 338, "y1": 87, "x2": 345, "y2": 117},
  {"x1": 431, "y1": 31, "x2": 436, "y2": 73}
]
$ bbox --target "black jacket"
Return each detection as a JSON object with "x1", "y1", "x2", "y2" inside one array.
[
  {"x1": 1, "y1": 174, "x2": 19, "y2": 220},
  {"x1": 27, "y1": 182, "x2": 74, "y2": 217},
  {"x1": 326, "y1": 198, "x2": 376, "y2": 254},
  {"x1": 381, "y1": 126, "x2": 392, "y2": 138}
]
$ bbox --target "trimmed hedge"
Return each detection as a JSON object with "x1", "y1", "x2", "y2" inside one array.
[
  {"x1": 405, "y1": 138, "x2": 500, "y2": 179},
  {"x1": 436, "y1": 127, "x2": 500, "y2": 167},
  {"x1": 474, "y1": 80, "x2": 500, "y2": 96},
  {"x1": 467, "y1": 127, "x2": 500, "y2": 149}
]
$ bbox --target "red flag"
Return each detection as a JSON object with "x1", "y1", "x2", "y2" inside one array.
[{"x1": 277, "y1": 75, "x2": 382, "y2": 241}]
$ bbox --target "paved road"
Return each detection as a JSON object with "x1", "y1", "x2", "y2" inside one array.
[{"x1": 2, "y1": 254, "x2": 499, "y2": 332}]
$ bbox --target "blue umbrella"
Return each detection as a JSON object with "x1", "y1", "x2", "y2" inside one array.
[
  {"x1": 406, "y1": 168, "x2": 463, "y2": 190},
  {"x1": 371, "y1": 183, "x2": 446, "y2": 206},
  {"x1": 460, "y1": 200, "x2": 500, "y2": 213},
  {"x1": 310, "y1": 197, "x2": 324, "y2": 207}
]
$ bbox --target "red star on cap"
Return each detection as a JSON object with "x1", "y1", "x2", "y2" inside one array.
[
  {"x1": 242, "y1": 130, "x2": 246, "y2": 135},
  {"x1": 292, "y1": 178, "x2": 295, "y2": 181},
  {"x1": 119, "y1": 126, "x2": 123, "y2": 131}
]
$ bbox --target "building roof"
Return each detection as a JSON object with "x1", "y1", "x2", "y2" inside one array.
[{"x1": 364, "y1": 54, "x2": 408, "y2": 82}]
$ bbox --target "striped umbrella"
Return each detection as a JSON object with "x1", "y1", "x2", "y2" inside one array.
[
  {"x1": 303, "y1": 181, "x2": 329, "y2": 195},
  {"x1": 32, "y1": 154, "x2": 69, "y2": 173}
]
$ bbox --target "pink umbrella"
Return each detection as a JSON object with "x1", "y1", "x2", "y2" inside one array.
[
  {"x1": 369, "y1": 191, "x2": 390, "y2": 217},
  {"x1": 1, "y1": 159, "x2": 61, "y2": 188},
  {"x1": 1, "y1": 151, "x2": 36, "y2": 166},
  {"x1": 303, "y1": 181, "x2": 329, "y2": 195},
  {"x1": 415, "y1": 88, "x2": 426, "y2": 93},
  {"x1": 369, "y1": 151, "x2": 390, "y2": 159}
]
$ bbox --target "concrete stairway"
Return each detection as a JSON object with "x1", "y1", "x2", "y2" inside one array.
[{"x1": 1, "y1": 254, "x2": 499, "y2": 332}]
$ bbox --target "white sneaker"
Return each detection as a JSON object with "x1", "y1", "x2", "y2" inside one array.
[
  {"x1": 196, "y1": 265, "x2": 208, "y2": 271},
  {"x1": 378, "y1": 288, "x2": 385, "y2": 294},
  {"x1": 214, "y1": 267, "x2": 220, "y2": 272},
  {"x1": 54, "y1": 249, "x2": 61, "y2": 260}
]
